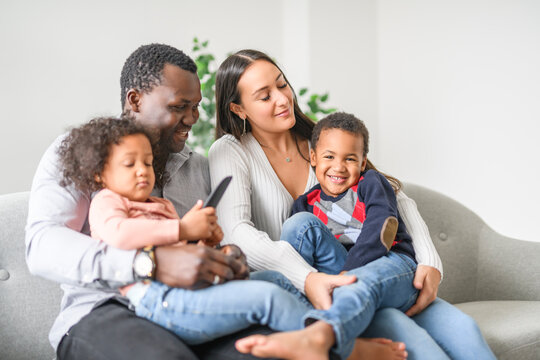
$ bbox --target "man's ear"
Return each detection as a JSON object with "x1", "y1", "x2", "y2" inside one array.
[
  {"x1": 125, "y1": 89, "x2": 141, "y2": 113},
  {"x1": 229, "y1": 102, "x2": 245, "y2": 119},
  {"x1": 310, "y1": 148, "x2": 317, "y2": 167}
]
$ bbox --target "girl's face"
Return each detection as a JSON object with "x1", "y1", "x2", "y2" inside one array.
[
  {"x1": 231, "y1": 60, "x2": 295, "y2": 136},
  {"x1": 99, "y1": 134, "x2": 155, "y2": 202},
  {"x1": 310, "y1": 128, "x2": 367, "y2": 197}
]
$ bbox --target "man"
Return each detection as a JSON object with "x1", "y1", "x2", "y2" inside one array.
[{"x1": 25, "y1": 43, "x2": 270, "y2": 360}]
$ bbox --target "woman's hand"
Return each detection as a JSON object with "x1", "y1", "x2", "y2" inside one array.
[
  {"x1": 304, "y1": 272, "x2": 357, "y2": 310},
  {"x1": 179, "y1": 200, "x2": 218, "y2": 241},
  {"x1": 405, "y1": 265, "x2": 441, "y2": 316}
]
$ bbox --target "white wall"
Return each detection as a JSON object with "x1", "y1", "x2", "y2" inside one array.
[
  {"x1": 377, "y1": 0, "x2": 540, "y2": 242},
  {"x1": 0, "y1": 0, "x2": 284, "y2": 194},
  {"x1": 1, "y1": 0, "x2": 538, "y2": 242}
]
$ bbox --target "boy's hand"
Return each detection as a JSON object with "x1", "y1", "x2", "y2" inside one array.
[
  {"x1": 220, "y1": 244, "x2": 249, "y2": 280},
  {"x1": 179, "y1": 200, "x2": 218, "y2": 241}
]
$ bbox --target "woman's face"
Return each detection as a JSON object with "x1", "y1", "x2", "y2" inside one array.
[{"x1": 232, "y1": 60, "x2": 295, "y2": 136}]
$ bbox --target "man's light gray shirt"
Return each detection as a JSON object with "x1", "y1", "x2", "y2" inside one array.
[{"x1": 25, "y1": 135, "x2": 210, "y2": 349}]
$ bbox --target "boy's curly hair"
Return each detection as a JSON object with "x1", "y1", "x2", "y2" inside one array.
[
  {"x1": 312, "y1": 112, "x2": 402, "y2": 192},
  {"x1": 58, "y1": 116, "x2": 159, "y2": 194}
]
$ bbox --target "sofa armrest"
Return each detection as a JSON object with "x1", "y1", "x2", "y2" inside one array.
[{"x1": 477, "y1": 227, "x2": 540, "y2": 301}]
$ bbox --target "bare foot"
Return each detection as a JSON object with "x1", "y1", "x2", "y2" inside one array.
[
  {"x1": 236, "y1": 321, "x2": 335, "y2": 360},
  {"x1": 347, "y1": 338, "x2": 407, "y2": 360}
]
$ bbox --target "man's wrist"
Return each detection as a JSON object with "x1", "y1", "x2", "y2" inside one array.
[{"x1": 133, "y1": 246, "x2": 156, "y2": 281}]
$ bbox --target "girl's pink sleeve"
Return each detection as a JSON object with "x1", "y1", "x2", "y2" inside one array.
[{"x1": 89, "y1": 190, "x2": 180, "y2": 250}]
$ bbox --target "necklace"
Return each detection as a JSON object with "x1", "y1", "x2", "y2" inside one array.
[{"x1": 257, "y1": 139, "x2": 295, "y2": 163}]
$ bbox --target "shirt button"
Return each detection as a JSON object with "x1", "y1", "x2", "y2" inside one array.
[{"x1": 162, "y1": 301, "x2": 169, "y2": 308}]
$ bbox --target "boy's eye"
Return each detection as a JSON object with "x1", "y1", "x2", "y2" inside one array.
[
  {"x1": 346, "y1": 158, "x2": 357, "y2": 162},
  {"x1": 324, "y1": 155, "x2": 334, "y2": 160}
]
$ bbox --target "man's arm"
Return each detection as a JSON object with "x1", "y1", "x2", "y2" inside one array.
[{"x1": 25, "y1": 136, "x2": 136, "y2": 289}]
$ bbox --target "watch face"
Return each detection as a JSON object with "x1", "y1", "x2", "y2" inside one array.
[{"x1": 134, "y1": 252, "x2": 153, "y2": 277}]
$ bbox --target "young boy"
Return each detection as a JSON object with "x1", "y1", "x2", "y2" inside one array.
[{"x1": 283, "y1": 111, "x2": 416, "y2": 274}]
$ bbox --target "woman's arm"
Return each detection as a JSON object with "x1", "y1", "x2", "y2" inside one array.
[
  {"x1": 209, "y1": 136, "x2": 316, "y2": 292},
  {"x1": 25, "y1": 136, "x2": 136, "y2": 289},
  {"x1": 396, "y1": 190, "x2": 443, "y2": 315},
  {"x1": 397, "y1": 190, "x2": 443, "y2": 276}
]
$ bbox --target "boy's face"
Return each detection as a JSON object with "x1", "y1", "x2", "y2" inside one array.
[
  {"x1": 310, "y1": 128, "x2": 367, "y2": 197},
  {"x1": 99, "y1": 134, "x2": 155, "y2": 202}
]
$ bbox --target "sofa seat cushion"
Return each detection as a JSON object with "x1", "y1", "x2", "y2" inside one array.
[{"x1": 455, "y1": 301, "x2": 540, "y2": 360}]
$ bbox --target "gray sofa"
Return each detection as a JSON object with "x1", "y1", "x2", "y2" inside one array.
[{"x1": 1, "y1": 184, "x2": 539, "y2": 360}]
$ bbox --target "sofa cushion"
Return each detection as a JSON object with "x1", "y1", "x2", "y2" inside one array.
[{"x1": 455, "y1": 301, "x2": 540, "y2": 360}]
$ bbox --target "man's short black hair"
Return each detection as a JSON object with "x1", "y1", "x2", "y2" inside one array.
[{"x1": 120, "y1": 43, "x2": 197, "y2": 107}]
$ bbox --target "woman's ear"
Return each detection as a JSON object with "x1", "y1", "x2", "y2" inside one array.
[
  {"x1": 229, "y1": 102, "x2": 245, "y2": 119},
  {"x1": 125, "y1": 89, "x2": 141, "y2": 113}
]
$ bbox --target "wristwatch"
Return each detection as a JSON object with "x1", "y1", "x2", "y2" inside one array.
[{"x1": 133, "y1": 246, "x2": 156, "y2": 281}]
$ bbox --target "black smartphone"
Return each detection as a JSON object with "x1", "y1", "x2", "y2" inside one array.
[{"x1": 203, "y1": 176, "x2": 232, "y2": 208}]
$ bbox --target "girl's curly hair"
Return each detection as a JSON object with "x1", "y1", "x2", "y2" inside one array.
[{"x1": 57, "y1": 116, "x2": 165, "y2": 194}]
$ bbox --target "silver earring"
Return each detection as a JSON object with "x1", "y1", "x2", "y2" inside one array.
[{"x1": 242, "y1": 117, "x2": 246, "y2": 136}]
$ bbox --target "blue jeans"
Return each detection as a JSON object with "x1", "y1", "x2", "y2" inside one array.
[
  {"x1": 282, "y1": 212, "x2": 418, "y2": 358},
  {"x1": 129, "y1": 270, "x2": 311, "y2": 345},
  {"x1": 281, "y1": 212, "x2": 496, "y2": 360},
  {"x1": 364, "y1": 299, "x2": 496, "y2": 360}
]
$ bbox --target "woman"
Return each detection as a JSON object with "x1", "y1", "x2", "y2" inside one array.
[{"x1": 209, "y1": 49, "x2": 492, "y2": 359}]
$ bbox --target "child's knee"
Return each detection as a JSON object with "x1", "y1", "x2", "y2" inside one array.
[{"x1": 282, "y1": 212, "x2": 319, "y2": 235}]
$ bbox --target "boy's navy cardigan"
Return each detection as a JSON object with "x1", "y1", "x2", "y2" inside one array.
[{"x1": 291, "y1": 169, "x2": 416, "y2": 271}]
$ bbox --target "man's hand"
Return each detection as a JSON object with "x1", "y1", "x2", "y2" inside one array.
[
  {"x1": 405, "y1": 265, "x2": 441, "y2": 317},
  {"x1": 304, "y1": 272, "x2": 357, "y2": 310},
  {"x1": 220, "y1": 244, "x2": 249, "y2": 280},
  {"x1": 154, "y1": 244, "x2": 236, "y2": 289}
]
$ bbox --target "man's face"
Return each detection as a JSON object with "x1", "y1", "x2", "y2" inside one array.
[{"x1": 131, "y1": 64, "x2": 202, "y2": 153}]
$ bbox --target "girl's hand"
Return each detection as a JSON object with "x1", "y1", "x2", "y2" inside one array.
[
  {"x1": 201, "y1": 225, "x2": 224, "y2": 247},
  {"x1": 304, "y1": 272, "x2": 357, "y2": 310},
  {"x1": 179, "y1": 200, "x2": 218, "y2": 241}
]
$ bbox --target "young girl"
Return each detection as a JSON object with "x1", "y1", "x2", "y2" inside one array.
[{"x1": 57, "y1": 116, "x2": 313, "y2": 345}]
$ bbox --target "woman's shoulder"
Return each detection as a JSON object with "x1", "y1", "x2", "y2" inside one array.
[{"x1": 210, "y1": 134, "x2": 257, "y2": 157}]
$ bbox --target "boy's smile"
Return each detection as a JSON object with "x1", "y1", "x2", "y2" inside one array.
[{"x1": 310, "y1": 128, "x2": 367, "y2": 197}]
